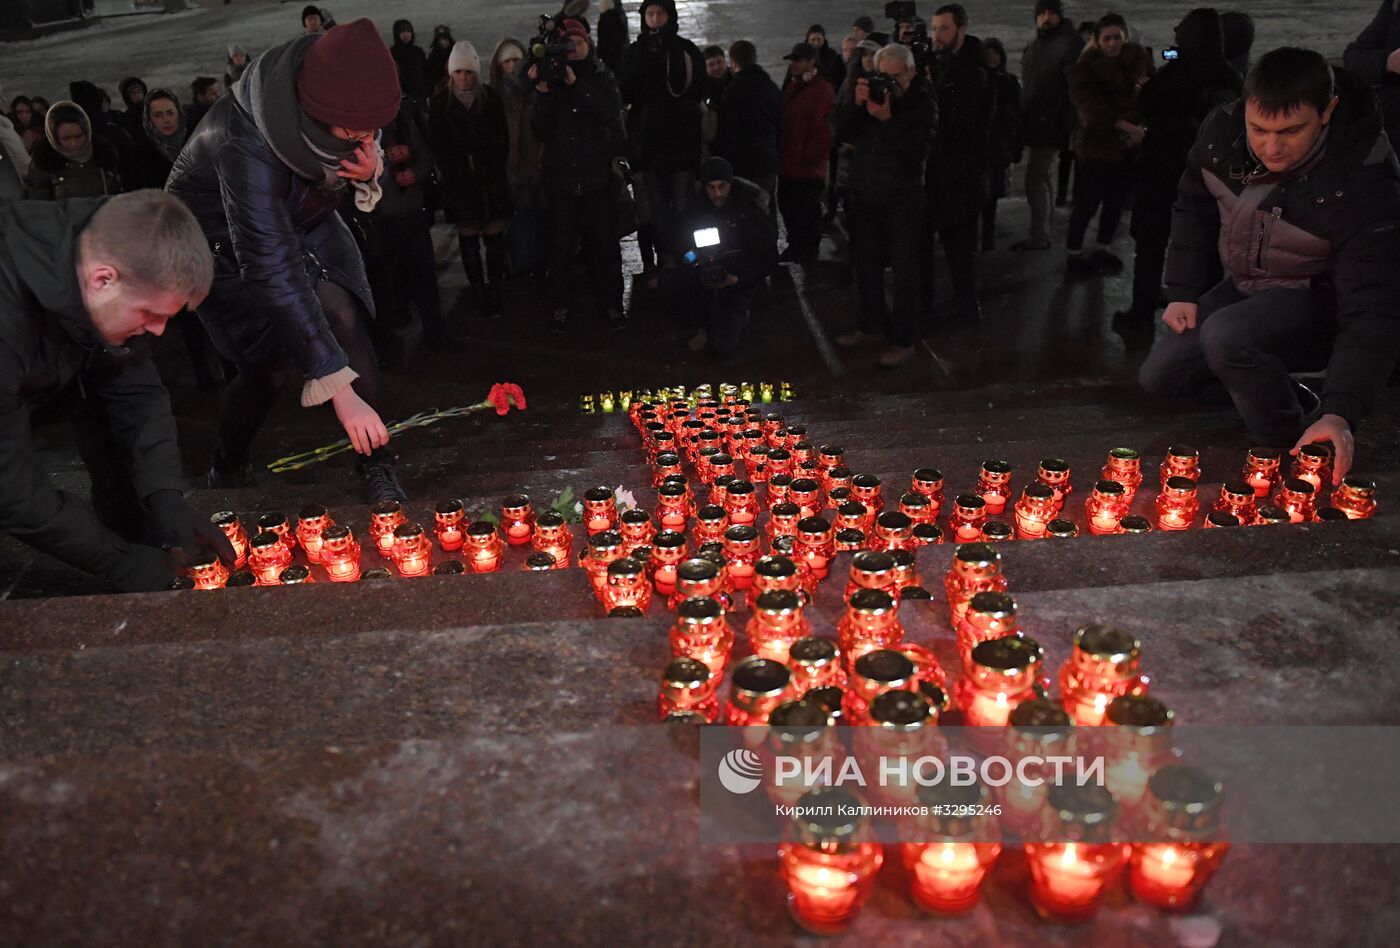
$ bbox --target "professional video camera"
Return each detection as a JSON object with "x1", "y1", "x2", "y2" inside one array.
[
  {"x1": 528, "y1": 14, "x2": 573, "y2": 88},
  {"x1": 683, "y1": 226, "x2": 732, "y2": 290}
]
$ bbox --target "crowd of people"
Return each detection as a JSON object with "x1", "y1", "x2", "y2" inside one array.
[{"x1": 1, "y1": 2, "x2": 1399, "y2": 596}]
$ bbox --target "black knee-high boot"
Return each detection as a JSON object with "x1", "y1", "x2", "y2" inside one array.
[
  {"x1": 458, "y1": 234, "x2": 484, "y2": 315},
  {"x1": 482, "y1": 233, "x2": 507, "y2": 319}
]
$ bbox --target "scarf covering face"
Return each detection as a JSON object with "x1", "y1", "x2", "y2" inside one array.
[
  {"x1": 44, "y1": 101, "x2": 94, "y2": 163},
  {"x1": 232, "y1": 34, "x2": 385, "y2": 210},
  {"x1": 142, "y1": 90, "x2": 188, "y2": 163}
]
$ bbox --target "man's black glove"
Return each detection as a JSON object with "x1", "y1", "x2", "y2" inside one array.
[{"x1": 146, "y1": 489, "x2": 237, "y2": 566}]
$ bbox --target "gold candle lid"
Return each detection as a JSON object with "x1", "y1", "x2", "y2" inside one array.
[
  {"x1": 1046, "y1": 518, "x2": 1078, "y2": 537},
  {"x1": 225, "y1": 570, "x2": 256, "y2": 587},
  {"x1": 1163, "y1": 475, "x2": 1198, "y2": 496},
  {"x1": 790, "y1": 636, "x2": 839, "y2": 670},
  {"x1": 435, "y1": 498, "x2": 465, "y2": 516},
  {"x1": 754, "y1": 588, "x2": 802, "y2": 617},
  {"x1": 1106, "y1": 694, "x2": 1173, "y2": 729},
  {"x1": 1147, "y1": 765, "x2": 1225, "y2": 835},
  {"x1": 1119, "y1": 515, "x2": 1153, "y2": 534},
  {"x1": 210, "y1": 510, "x2": 240, "y2": 528},
  {"x1": 731, "y1": 656, "x2": 792, "y2": 705},
  {"x1": 1072, "y1": 623, "x2": 1142, "y2": 677},
  {"x1": 853, "y1": 649, "x2": 916, "y2": 687},
  {"x1": 847, "y1": 587, "x2": 895, "y2": 614},
  {"x1": 1256, "y1": 505, "x2": 1290, "y2": 524},
  {"x1": 434, "y1": 559, "x2": 466, "y2": 575},
  {"x1": 869, "y1": 689, "x2": 934, "y2": 730},
  {"x1": 791, "y1": 787, "x2": 867, "y2": 847},
  {"x1": 982, "y1": 520, "x2": 1014, "y2": 541},
  {"x1": 1047, "y1": 783, "x2": 1119, "y2": 842},
  {"x1": 279, "y1": 565, "x2": 312, "y2": 585},
  {"x1": 755, "y1": 555, "x2": 798, "y2": 580},
  {"x1": 916, "y1": 778, "x2": 990, "y2": 838},
  {"x1": 524, "y1": 552, "x2": 556, "y2": 571}
]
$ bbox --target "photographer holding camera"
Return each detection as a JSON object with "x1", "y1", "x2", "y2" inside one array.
[
  {"x1": 833, "y1": 43, "x2": 937, "y2": 367},
  {"x1": 658, "y1": 156, "x2": 777, "y2": 359},
  {"x1": 529, "y1": 17, "x2": 626, "y2": 333}
]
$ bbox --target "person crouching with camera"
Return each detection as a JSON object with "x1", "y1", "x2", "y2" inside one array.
[
  {"x1": 656, "y1": 156, "x2": 777, "y2": 359},
  {"x1": 833, "y1": 43, "x2": 937, "y2": 368}
]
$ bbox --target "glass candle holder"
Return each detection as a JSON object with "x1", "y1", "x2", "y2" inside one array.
[
  {"x1": 256, "y1": 511, "x2": 297, "y2": 555},
  {"x1": 807, "y1": 685, "x2": 846, "y2": 725},
  {"x1": 1253, "y1": 505, "x2": 1290, "y2": 525},
  {"x1": 391, "y1": 523, "x2": 433, "y2": 578},
  {"x1": 464, "y1": 520, "x2": 506, "y2": 573},
  {"x1": 1059, "y1": 624, "x2": 1150, "y2": 726},
  {"x1": 188, "y1": 551, "x2": 230, "y2": 590},
  {"x1": 1272, "y1": 477, "x2": 1316, "y2": 523},
  {"x1": 845, "y1": 550, "x2": 899, "y2": 607},
  {"x1": 817, "y1": 444, "x2": 845, "y2": 475},
  {"x1": 434, "y1": 499, "x2": 466, "y2": 551},
  {"x1": 1013, "y1": 483, "x2": 1058, "y2": 539},
  {"x1": 1213, "y1": 480, "x2": 1258, "y2": 526},
  {"x1": 981, "y1": 520, "x2": 1014, "y2": 543},
  {"x1": 779, "y1": 787, "x2": 884, "y2": 936},
  {"x1": 849, "y1": 473, "x2": 883, "y2": 515},
  {"x1": 583, "y1": 486, "x2": 620, "y2": 536},
  {"x1": 944, "y1": 542, "x2": 1007, "y2": 632},
  {"x1": 1026, "y1": 784, "x2": 1126, "y2": 923},
  {"x1": 295, "y1": 504, "x2": 333, "y2": 564},
  {"x1": 1128, "y1": 765, "x2": 1229, "y2": 911},
  {"x1": 500, "y1": 494, "x2": 537, "y2": 546},
  {"x1": 1203, "y1": 510, "x2": 1241, "y2": 529},
  {"x1": 210, "y1": 511, "x2": 249, "y2": 569},
  {"x1": 1036, "y1": 458, "x2": 1073, "y2": 512},
  {"x1": 846, "y1": 649, "x2": 917, "y2": 724},
  {"x1": 766, "y1": 448, "x2": 794, "y2": 480},
  {"x1": 523, "y1": 553, "x2": 555, "y2": 571},
  {"x1": 247, "y1": 531, "x2": 291, "y2": 586},
  {"x1": 767, "y1": 474, "x2": 794, "y2": 510},
  {"x1": 762, "y1": 504, "x2": 799, "y2": 548},
  {"x1": 747, "y1": 589, "x2": 811, "y2": 664},
  {"x1": 977, "y1": 460, "x2": 1013, "y2": 515},
  {"x1": 605, "y1": 557, "x2": 652, "y2": 613},
  {"x1": 956, "y1": 590, "x2": 1020, "y2": 667},
  {"x1": 833, "y1": 528, "x2": 865, "y2": 552},
  {"x1": 670, "y1": 557, "x2": 732, "y2": 612},
  {"x1": 897, "y1": 491, "x2": 933, "y2": 527},
  {"x1": 747, "y1": 446, "x2": 772, "y2": 484},
  {"x1": 837, "y1": 589, "x2": 905, "y2": 671},
  {"x1": 1085, "y1": 479, "x2": 1130, "y2": 535},
  {"x1": 912, "y1": 522, "x2": 944, "y2": 546},
  {"x1": 1103, "y1": 695, "x2": 1177, "y2": 808},
  {"x1": 368, "y1": 500, "x2": 406, "y2": 559},
  {"x1": 652, "y1": 481, "x2": 691, "y2": 533},
  {"x1": 652, "y1": 450, "x2": 683, "y2": 486},
  {"x1": 857, "y1": 691, "x2": 941, "y2": 806},
  {"x1": 532, "y1": 510, "x2": 573, "y2": 569},
  {"x1": 320, "y1": 524, "x2": 362, "y2": 583},
  {"x1": 890, "y1": 548, "x2": 919, "y2": 591},
  {"x1": 789, "y1": 636, "x2": 847, "y2": 693},
  {"x1": 999, "y1": 699, "x2": 1075, "y2": 835},
  {"x1": 788, "y1": 478, "x2": 824, "y2": 520},
  {"x1": 835, "y1": 500, "x2": 872, "y2": 536},
  {"x1": 705, "y1": 451, "x2": 734, "y2": 486},
  {"x1": 1159, "y1": 445, "x2": 1200, "y2": 487},
  {"x1": 1242, "y1": 446, "x2": 1283, "y2": 499},
  {"x1": 1289, "y1": 443, "x2": 1332, "y2": 492},
  {"x1": 911, "y1": 468, "x2": 946, "y2": 517},
  {"x1": 726, "y1": 655, "x2": 793, "y2": 726},
  {"x1": 1330, "y1": 476, "x2": 1377, "y2": 519},
  {"x1": 618, "y1": 508, "x2": 656, "y2": 555},
  {"x1": 903, "y1": 780, "x2": 1002, "y2": 914},
  {"x1": 658, "y1": 657, "x2": 718, "y2": 722},
  {"x1": 225, "y1": 570, "x2": 256, "y2": 588},
  {"x1": 1119, "y1": 515, "x2": 1152, "y2": 535},
  {"x1": 1046, "y1": 518, "x2": 1079, "y2": 539},
  {"x1": 765, "y1": 698, "x2": 842, "y2": 807},
  {"x1": 721, "y1": 524, "x2": 762, "y2": 591},
  {"x1": 749, "y1": 555, "x2": 805, "y2": 609},
  {"x1": 1156, "y1": 476, "x2": 1200, "y2": 531},
  {"x1": 583, "y1": 530, "x2": 626, "y2": 596},
  {"x1": 645, "y1": 530, "x2": 686, "y2": 595},
  {"x1": 279, "y1": 564, "x2": 313, "y2": 585},
  {"x1": 948, "y1": 494, "x2": 988, "y2": 543},
  {"x1": 669, "y1": 596, "x2": 732, "y2": 676},
  {"x1": 871, "y1": 511, "x2": 915, "y2": 553},
  {"x1": 1101, "y1": 447, "x2": 1144, "y2": 503},
  {"x1": 693, "y1": 504, "x2": 729, "y2": 545},
  {"x1": 955, "y1": 635, "x2": 1045, "y2": 727},
  {"x1": 724, "y1": 480, "x2": 760, "y2": 527},
  {"x1": 794, "y1": 516, "x2": 836, "y2": 584}
]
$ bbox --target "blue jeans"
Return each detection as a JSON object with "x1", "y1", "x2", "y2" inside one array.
[{"x1": 1138, "y1": 278, "x2": 1335, "y2": 445}]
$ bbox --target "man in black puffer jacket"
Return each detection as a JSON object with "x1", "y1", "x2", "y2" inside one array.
[
  {"x1": 168, "y1": 18, "x2": 408, "y2": 501},
  {"x1": 0, "y1": 192, "x2": 234, "y2": 592},
  {"x1": 532, "y1": 16, "x2": 626, "y2": 333},
  {"x1": 1140, "y1": 47, "x2": 1400, "y2": 482}
]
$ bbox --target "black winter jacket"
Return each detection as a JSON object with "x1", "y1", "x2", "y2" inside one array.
[
  {"x1": 713, "y1": 65, "x2": 782, "y2": 180},
  {"x1": 1020, "y1": 19, "x2": 1084, "y2": 149},
  {"x1": 166, "y1": 94, "x2": 372, "y2": 386},
  {"x1": 532, "y1": 58, "x2": 623, "y2": 196},
  {"x1": 929, "y1": 36, "x2": 993, "y2": 225},
  {"x1": 620, "y1": 20, "x2": 706, "y2": 173},
  {"x1": 596, "y1": 1, "x2": 629, "y2": 75},
  {"x1": 834, "y1": 75, "x2": 937, "y2": 208},
  {"x1": 678, "y1": 177, "x2": 777, "y2": 291},
  {"x1": 430, "y1": 85, "x2": 513, "y2": 227},
  {"x1": 1166, "y1": 70, "x2": 1400, "y2": 428},
  {"x1": 0, "y1": 198, "x2": 186, "y2": 584},
  {"x1": 1344, "y1": 0, "x2": 1400, "y2": 153},
  {"x1": 391, "y1": 20, "x2": 432, "y2": 103}
]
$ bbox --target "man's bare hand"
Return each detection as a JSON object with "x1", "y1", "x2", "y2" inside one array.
[
  {"x1": 1163, "y1": 301, "x2": 1198, "y2": 334},
  {"x1": 1292, "y1": 414, "x2": 1354, "y2": 486},
  {"x1": 1387, "y1": 48, "x2": 1400, "y2": 75}
]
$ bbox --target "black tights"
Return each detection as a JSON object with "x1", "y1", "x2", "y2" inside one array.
[{"x1": 217, "y1": 281, "x2": 383, "y2": 468}]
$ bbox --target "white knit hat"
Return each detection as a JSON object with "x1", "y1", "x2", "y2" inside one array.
[{"x1": 447, "y1": 40, "x2": 480, "y2": 74}]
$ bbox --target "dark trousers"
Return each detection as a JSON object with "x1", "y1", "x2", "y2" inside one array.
[
  {"x1": 1057, "y1": 149, "x2": 1075, "y2": 202},
  {"x1": 778, "y1": 177, "x2": 825, "y2": 255},
  {"x1": 373, "y1": 210, "x2": 445, "y2": 338},
  {"x1": 919, "y1": 208, "x2": 979, "y2": 314},
  {"x1": 67, "y1": 390, "x2": 146, "y2": 542},
  {"x1": 672, "y1": 268, "x2": 755, "y2": 358},
  {"x1": 215, "y1": 280, "x2": 384, "y2": 468},
  {"x1": 641, "y1": 169, "x2": 694, "y2": 257},
  {"x1": 548, "y1": 186, "x2": 623, "y2": 314},
  {"x1": 1067, "y1": 159, "x2": 1133, "y2": 251},
  {"x1": 1130, "y1": 236, "x2": 1168, "y2": 317},
  {"x1": 1138, "y1": 278, "x2": 1335, "y2": 445},
  {"x1": 851, "y1": 196, "x2": 924, "y2": 347}
]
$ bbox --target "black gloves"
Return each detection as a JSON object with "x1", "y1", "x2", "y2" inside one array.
[{"x1": 145, "y1": 489, "x2": 237, "y2": 567}]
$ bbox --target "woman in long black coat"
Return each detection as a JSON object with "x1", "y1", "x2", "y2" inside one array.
[{"x1": 430, "y1": 40, "x2": 513, "y2": 318}]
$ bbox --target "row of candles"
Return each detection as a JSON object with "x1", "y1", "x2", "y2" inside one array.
[
  {"x1": 623, "y1": 398, "x2": 1233, "y2": 931},
  {"x1": 580, "y1": 381, "x2": 795, "y2": 415}
]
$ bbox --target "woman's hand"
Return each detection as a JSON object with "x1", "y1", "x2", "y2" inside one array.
[{"x1": 331, "y1": 386, "x2": 390, "y2": 455}]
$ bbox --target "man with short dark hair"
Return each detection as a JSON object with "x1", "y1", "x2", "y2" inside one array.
[
  {"x1": 714, "y1": 40, "x2": 781, "y2": 207},
  {"x1": 1139, "y1": 47, "x2": 1400, "y2": 480},
  {"x1": 0, "y1": 191, "x2": 234, "y2": 591},
  {"x1": 185, "y1": 77, "x2": 222, "y2": 130},
  {"x1": 851, "y1": 16, "x2": 875, "y2": 45},
  {"x1": 1017, "y1": 0, "x2": 1084, "y2": 250}
]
